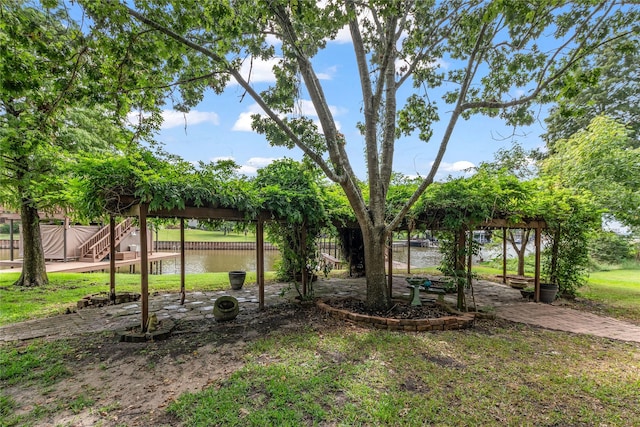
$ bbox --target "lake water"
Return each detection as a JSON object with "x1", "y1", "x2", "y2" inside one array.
[{"x1": 0, "y1": 246, "x2": 443, "y2": 274}]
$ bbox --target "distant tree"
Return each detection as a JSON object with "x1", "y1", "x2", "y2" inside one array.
[
  {"x1": 81, "y1": 0, "x2": 638, "y2": 309},
  {"x1": 542, "y1": 115, "x2": 640, "y2": 228},
  {"x1": 543, "y1": 37, "x2": 640, "y2": 149},
  {"x1": 477, "y1": 143, "x2": 537, "y2": 276}
]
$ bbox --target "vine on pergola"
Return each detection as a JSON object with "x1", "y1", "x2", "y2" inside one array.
[{"x1": 410, "y1": 167, "x2": 600, "y2": 298}]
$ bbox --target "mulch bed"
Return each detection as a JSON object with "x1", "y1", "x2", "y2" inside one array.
[{"x1": 325, "y1": 298, "x2": 451, "y2": 319}]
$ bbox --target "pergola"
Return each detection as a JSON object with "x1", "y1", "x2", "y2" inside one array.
[
  {"x1": 108, "y1": 199, "x2": 276, "y2": 332},
  {"x1": 387, "y1": 215, "x2": 548, "y2": 304}
]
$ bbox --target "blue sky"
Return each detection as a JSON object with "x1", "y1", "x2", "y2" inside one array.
[{"x1": 147, "y1": 25, "x2": 549, "y2": 181}]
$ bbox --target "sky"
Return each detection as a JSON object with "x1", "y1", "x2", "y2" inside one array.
[{"x1": 142, "y1": 19, "x2": 550, "y2": 181}]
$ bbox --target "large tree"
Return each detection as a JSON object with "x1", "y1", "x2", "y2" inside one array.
[
  {"x1": 82, "y1": 1, "x2": 637, "y2": 309},
  {"x1": 0, "y1": 1, "x2": 130, "y2": 286}
]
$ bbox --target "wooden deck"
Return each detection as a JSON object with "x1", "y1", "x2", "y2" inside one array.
[{"x1": 0, "y1": 252, "x2": 179, "y2": 274}]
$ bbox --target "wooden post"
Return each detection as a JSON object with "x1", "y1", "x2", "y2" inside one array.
[
  {"x1": 387, "y1": 236, "x2": 393, "y2": 298},
  {"x1": 139, "y1": 204, "x2": 149, "y2": 332},
  {"x1": 457, "y1": 229, "x2": 466, "y2": 311},
  {"x1": 63, "y1": 217, "x2": 69, "y2": 263},
  {"x1": 109, "y1": 216, "x2": 116, "y2": 302},
  {"x1": 502, "y1": 228, "x2": 507, "y2": 283},
  {"x1": 406, "y1": 229, "x2": 411, "y2": 275},
  {"x1": 9, "y1": 219, "x2": 14, "y2": 261},
  {"x1": 534, "y1": 226, "x2": 541, "y2": 303},
  {"x1": 180, "y1": 218, "x2": 185, "y2": 304},
  {"x1": 257, "y1": 217, "x2": 265, "y2": 310},
  {"x1": 301, "y1": 226, "x2": 307, "y2": 298}
]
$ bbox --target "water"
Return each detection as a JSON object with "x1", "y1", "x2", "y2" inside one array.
[
  {"x1": 154, "y1": 249, "x2": 281, "y2": 274},
  {"x1": 0, "y1": 246, "x2": 443, "y2": 273},
  {"x1": 390, "y1": 245, "x2": 443, "y2": 268}
]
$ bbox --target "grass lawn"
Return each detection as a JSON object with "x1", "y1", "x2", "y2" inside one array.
[
  {"x1": 1, "y1": 267, "x2": 639, "y2": 425},
  {"x1": 156, "y1": 228, "x2": 258, "y2": 242}
]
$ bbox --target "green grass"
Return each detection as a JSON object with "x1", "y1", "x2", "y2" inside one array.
[
  {"x1": 168, "y1": 324, "x2": 640, "y2": 426},
  {"x1": 0, "y1": 339, "x2": 103, "y2": 426},
  {"x1": 0, "y1": 271, "x2": 275, "y2": 326},
  {"x1": 579, "y1": 269, "x2": 640, "y2": 322},
  {"x1": 156, "y1": 228, "x2": 258, "y2": 242},
  {"x1": 1, "y1": 265, "x2": 639, "y2": 425}
]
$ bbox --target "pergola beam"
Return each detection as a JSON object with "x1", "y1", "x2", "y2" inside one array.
[{"x1": 110, "y1": 202, "x2": 275, "y2": 330}]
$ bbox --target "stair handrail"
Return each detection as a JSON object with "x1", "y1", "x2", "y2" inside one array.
[{"x1": 77, "y1": 218, "x2": 133, "y2": 262}]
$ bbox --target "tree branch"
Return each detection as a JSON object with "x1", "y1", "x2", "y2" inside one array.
[{"x1": 120, "y1": 2, "x2": 339, "y2": 181}]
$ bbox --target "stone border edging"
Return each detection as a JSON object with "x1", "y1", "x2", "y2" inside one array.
[
  {"x1": 116, "y1": 319, "x2": 175, "y2": 342},
  {"x1": 316, "y1": 298, "x2": 475, "y2": 332}
]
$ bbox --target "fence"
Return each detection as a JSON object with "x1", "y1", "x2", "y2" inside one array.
[
  {"x1": 0, "y1": 240, "x2": 19, "y2": 249},
  {"x1": 154, "y1": 241, "x2": 278, "y2": 250}
]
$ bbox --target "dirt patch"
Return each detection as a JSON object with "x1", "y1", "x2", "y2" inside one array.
[{"x1": 4, "y1": 303, "x2": 341, "y2": 427}]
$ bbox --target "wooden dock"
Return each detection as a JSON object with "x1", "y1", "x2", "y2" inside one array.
[{"x1": 0, "y1": 252, "x2": 179, "y2": 274}]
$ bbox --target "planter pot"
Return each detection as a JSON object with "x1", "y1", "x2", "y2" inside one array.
[
  {"x1": 213, "y1": 296, "x2": 239, "y2": 321},
  {"x1": 228, "y1": 271, "x2": 246, "y2": 290},
  {"x1": 539, "y1": 283, "x2": 559, "y2": 303}
]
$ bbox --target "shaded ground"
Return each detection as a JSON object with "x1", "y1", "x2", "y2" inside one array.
[
  {"x1": 3, "y1": 276, "x2": 640, "y2": 426},
  {"x1": 5, "y1": 302, "x2": 339, "y2": 426}
]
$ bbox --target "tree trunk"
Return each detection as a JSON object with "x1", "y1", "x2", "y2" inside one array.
[
  {"x1": 508, "y1": 229, "x2": 530, "y2": 276},
  {"x1": 362, "y1": 225, "x2": 391, "y2": 310},
  {"x1": 14, "y1": 201, "x2": 48, "y2": 287}
]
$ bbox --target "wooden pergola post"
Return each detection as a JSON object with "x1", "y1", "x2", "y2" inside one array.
[
  {"x1": 139, "y1": 204, "x2": 149, "y2": 332},
  {"x1": 456, "y1": 229, "x2": 466, "y2": 310},
  {"x1": 9, "y1": 219, "x2": 14, "y2": 261},
  {"x1": 534, "y1": 225, "x2": 542, "y2": 303},
  {"x1": 109, "y1": 216, "x2": 116, "y2": 302},
  {"x1": 180, "y1": 218, "x2": 186, "y2": 305},
  {"x1": 502, "y1": 228, "x2": 507, "y2": 284},
  {"x1": 387, "y1": 235, "x2": 393, "y2": 298},
  {"x1": 257, "y1": 216, "x2": 265, "y2": 310}
]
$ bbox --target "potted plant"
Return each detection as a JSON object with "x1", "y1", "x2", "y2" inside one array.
[
  {"x1": 228, "y1": 270, "x2": 246, "y2": 290},
  {"x1": 213, "y1": 296, "x2": 240, "y2": 321}
]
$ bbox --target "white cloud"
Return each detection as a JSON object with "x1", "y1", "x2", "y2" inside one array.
[
  {"x1": 233, "y1": 100, "x2": 345, "y2": 133},
  {"x1": 232, "y1": 103, "x2": 267, "y2": 132},
  {"x1": 316, "y1": 65, "x2": 338, "y2": 80},
  {"x1": 439, "y1": 161, "x2": 475, "y2": 172},
  {"x1": 161, "y1": 110, "x2": 219, "y2": 129},
  {"x1": 330, "y1": 25, "x2": 352, "y2": 44},
  {"x1": 238, "y1": 57, "x2": 282, "y2": 84},
  {"x1": 126, "y1": 109, "x2": 219, "y2": 130},
  {"x1": 238, "y1": 164, "x2": 259, "y2": 175},
  {"x1": 247, "y1": 157, "x2": 280, "y2": 168},
  {"x1": 295, "y1": 99, "x2": 346, "y2": 118},
  {"x1": 237, "y1": 157, "x2": 282, "y2": 176}
]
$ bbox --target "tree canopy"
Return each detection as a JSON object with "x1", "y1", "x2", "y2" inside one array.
[
  {"x1": 76, "y1": 0, "x2": 638, "y2": 309},
  {"x1": 0, "y1": 1, "x2": 126, "y2": 286},
  {"x1": 543, "y1": 36, "x2": 640, "y2": 148},
  {"x1": 542, "y1": 115, "x2": 640, "y2": 228}
]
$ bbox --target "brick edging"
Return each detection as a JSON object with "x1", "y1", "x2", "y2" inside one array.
[{"x1": 316, "y1": 298, "x2": 475, "y2": 332}]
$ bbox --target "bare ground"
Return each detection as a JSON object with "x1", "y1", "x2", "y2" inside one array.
[{"x1": 5, "y1": 303, "x2": 344, "y2": 427}]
